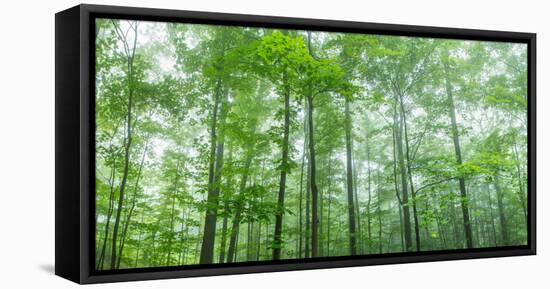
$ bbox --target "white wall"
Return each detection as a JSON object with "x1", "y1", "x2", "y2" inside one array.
[{"x1": 0, "y1": 0, "x2": 546, "y2": 287}]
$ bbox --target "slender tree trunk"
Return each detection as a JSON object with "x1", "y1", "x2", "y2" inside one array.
[
  {"x1": 182, "y1": 221, "x2": 189, "y2": 264},
  {"x1": 326, "y1": 152, "x2": 333, "y2": 256},
  {"x1": 392, "y1": 119, "x2": 405, "y2": 252},
  {"x1": 353, "y1": 159, "x2": 362, "y2": 254},
  {"x1": 200, "y1": 83, "x2": 228, "y2": 264},
  {"x1": 134, "y1": 211, "x2": 144, "y2": 268},
  {"x1": 394, "y1": 98, "x2": 413, "y2": 252},
  {"x1": 344, "y1": 99, "x2": 358, "y2": 255},
  {"x1": 218, "y1": 212, "x2": 229, "y2": 264},
  {"x1": 443, "y1": 60, "x2": 474, "y2": 249},
  {"x1": 178, "y1": 207, "x2": 188, "y2": 265},
  {"x1": 319, "y1": 163, "x2": 325, "y2": 256},
  {"x1": 256, "y1": 221, "x2": 262, "y2": 261},
  {"x1": 433, "y1": 192, "x2": 447, "y2": 249},
  {"x1": 305, "y1": 108, "x2": 311, "y2": 258},
  {"x1": 305, "y1": 31, "x2": 320, "y2": 258},
  {"x1": 471, "y1": 185, "x2": 481, "y2": 246},
  {"x1": 257, "y1": 161, "x2": 265, "y2": 261},
  {"x1": 487, "y1": 185, "x2": 498, "y2": 247},
  {"x1": 227, "y1": 152, "x2": 254, "y2": 262},
  {"x1": 376, "y1": 170, "x2": 383, "y2": 254},
  {"x1": 398, "y1": 94, "x2": 421, "y2": 251},
  {"x1": 367, "y1": 182, "x2": 373, "y2": 253},
  {"x1": 449, "y1": 198, "x2": 460, "y2": 248},
  {"x1": 307, "y1": 92, "x2": 320, "y2": 257},
  {"x1": 234, "y1": 224, "x2": 240, "y2": 262},
  {"x1": 200, "y1": 80, "x2": 221, "y2": 263},
  {"x1": 273, "y1": 77, "x2": 291, "y2": 260},
  {"x1": 247, "y1": 221, "x2": 253, "y2": 261},
  {"x1": 110, "y1": 21, "x2": 138, "y2": 269},
  {"x1": 97, "y1": 154, "x2": 117, "y2": 269},
  {"x1": 337, "y1": 219, "x2": 343, "y2": 255},
  {"x1": 297, "y1": 136, "x2": 306, "y2": 258},
  {"x1": 116, "y1": 141, "x2": 148, "y2": 269},
  {"x1": 494, "y1": 175, "x2": 509, "y2": 245},
  {"x1": 264, "y1": 223, "x2": 269, "y2": 259},
  {"x1": 195, "y1": 222, "x2": 202, "y2": 264},
  {"x1": 149, "y1": 218, "x2": 161, "y2": 266},
  {"x1": 366, "y1": 138, "x2": 373, "y2": 254},
  {"x1": 165, "y1": 175, "x2": 178, "y2": 266},
  {"x1": 110, "y1": 66, "x2": 133, "y2": 270},
  {"x1": 513, "y1": 141, "x2": 528, "y2": 226},
  {"x1": 218, "y1": 143, "x2": 233, "y2": 263}
]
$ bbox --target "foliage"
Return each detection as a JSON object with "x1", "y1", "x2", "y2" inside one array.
[{"x1": 94, "y1": 19, "x2": 529, "y2": 269}]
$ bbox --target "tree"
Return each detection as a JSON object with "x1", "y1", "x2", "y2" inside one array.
[
  {"x1": 109, "y1": 20, "x2": 139, "y2": 269},
  {"x1": 441, "y1": 45, "x2": 474, "y2": 248},
  {"x1": 253, "y1": 31, "x2": 310, "y2": 260}
]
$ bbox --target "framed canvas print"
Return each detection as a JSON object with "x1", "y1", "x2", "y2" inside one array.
[{"x1": 55, "y1": 4, "x2": 536, "y2": 284}]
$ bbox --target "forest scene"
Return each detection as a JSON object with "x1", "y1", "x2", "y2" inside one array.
[{"x1": 94, "y1": 18, "x2": 528, "y2": 270}]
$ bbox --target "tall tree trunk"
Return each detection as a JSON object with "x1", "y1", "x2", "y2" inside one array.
[
  {"x1": 200, "y1": 83, "x2": 228, "y2": 264},
  {"x1": 471, "y1": 185, "x2": 481, "y2": 246},
  {"x1": 512, "y1": 141, "x2": 528, "y2": 226},
  {"x1": 178, "y1": 207, "x2": 188, "y2": 265},
  {"x1": 257, "y1": 160, "x2": 265, "y2": 261},
  {"x1": 110, "y1": 20, "x2": 138, "y2": 269},
  {"x1": 264, "y1": 223, "x2": 270, "y2": 260},
  {"x1": 398, "y1": 93, "x2": 421, "y2": 251},
  {"x1": 326, "y1": 152, "x2": 333, "y2": 256},
  {"x1": 218, "y1": 143, "x2": 233, "y2": 264},
  {"x1": 449, "y1": 197, "x2": 460, "y2": 248},
  {"x1": 234, "y1": 224, "x2": 240, "y2": 262},
  {"x1": 297, "y1": 135, "x2": 306, "y2": 258},
  {"x1": 487, "y1": 184, "x2": 498, "y2": 247},
  {"x1": 305, "y1": 108, "x2": 311, "y2": 258},
  {"x1": 256, "y1": 221, "x2": 262, "y2": 261},
  {"x1": 366, "y1": 137, "x2": 373, "y2": 254},
  {"x1": 344, "y1": 98, "x2": 358, "y2": 255},
  {"x1": 319, "y1": 164, "x2": 325, "y2": 256},
  {"x1": 111, "y1": 21, "x2": 138, "y2": 269},
  {"x1": 376, "y1": 170, "x2": 383, "y2": 254},
  {"x1": 394, "y1": 99, "x2": 413, "y2": 252},
  {"x1": 337, "y1": 219, "x2": 343, "y2": 255},
  {"x1": 392, "y1": 118, "x2": 405, "y2": 252},
  {"x1": 194, "y1": 221, "x2": 202, "y2": 264},
  {"x1": 164, "y1": 162, "x2": 180, "y2": 266},
  {"x1": 116, "y1": 141, "x2": 148, "y2": 269},
  {"x1": 218, "y1": 211, "x2": 229, "y2": 263},
  {"x1": 353, "y1": 158, "x2": 362, "y2": 254},
  {"x1": 134, "y1": 211, "x2": 144, "y2": 267},
  {"x1": 97, "y1": 153, "x2": 117, "y2": 269},
  {"x1": 433, "y1": 191, "x2": 447, "y2": 249},
  {"x1": 305, "y1": 31, "x2": 320, "y2": 258},
  {"x1": 227, "y1": 152, "x2": 254, "y2": 262},
  {"x1": 110, "y1": 61, "x2": 134, "y2": 269},
  {"x1": 149, "y1": 218, "x2": 161, "y2": 266},
  {"x1": 365, "y1": 133, "x2": 374, "y2": 253},
  {"x1": 292, "y1": 104, "x2": 306, "y2": 258},
  {"x1": 305, "y1": 158, "x2": 311, "y2": 258},
  {"x1": 273, "y1": 77, "x2": 291, "y2": 260},
  {"x1": 165, "y1": 183, "x2": 178, "y2": 266},
  {"x1": 443, "y1": 59, "x2": 474, "y2": 249},
  {"x1": 247, "y1": 221, "x2": 253, "y2": 261},
  {"x1": 307, "y1": 92, "x2": 320, "y2": 257},
  {"x1": 182, "y1": 218, "x2": 190, "y2": 264},
  {"x1": 494, "y1": 175, "x2": 509, "y2": 245}
]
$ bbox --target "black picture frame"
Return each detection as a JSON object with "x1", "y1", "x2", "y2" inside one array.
[{"x1": 55, "y1": 4, "x2": 536, "y2": 284}]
